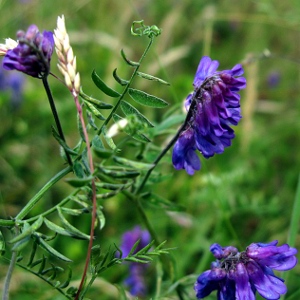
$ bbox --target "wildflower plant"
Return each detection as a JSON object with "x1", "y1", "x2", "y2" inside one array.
[{"x1": 0, "y1": 13, "x2": 298, "y2": 300}]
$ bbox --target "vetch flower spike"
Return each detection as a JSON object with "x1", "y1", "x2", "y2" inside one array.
[
  {"x1": 54, "y1": 15, "x2": 80, "y2": 95},
  {"x1": 172, "y1": 56, "x2": 246, "y2": 175},
  {"x1": 194, "y1": 240, "x2": 297, "y2": 300},
  {"x1": 1, "y1": 25, "x2": 54, "y2": 78}
]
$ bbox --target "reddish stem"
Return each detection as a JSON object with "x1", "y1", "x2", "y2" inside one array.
[{"x1": 73, "y1": 92, "x2": 97, "y2": 300}]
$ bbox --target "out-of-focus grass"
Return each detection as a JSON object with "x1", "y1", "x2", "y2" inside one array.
[{"x1": 0, "y1": 0, "x2": 300, "y2": 299}]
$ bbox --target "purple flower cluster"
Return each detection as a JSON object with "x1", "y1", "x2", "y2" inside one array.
[
  {"x1": 120, "y1": 226, "x2": 151, "y2": 297},
  {"x1": 2, "y1": 25, "x2": 54, "y2": 78},
  {"x1": 195, "y1": 240, "x2": 297, "y2": 300},
  {"x1": 172, "y1": 56, "x2": 246, "y2": 175}
]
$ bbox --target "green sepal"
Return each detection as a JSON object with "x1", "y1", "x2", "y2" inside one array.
[
  {"x1": 9, "y1": 217, "x2": 43, "y2": 244},
  {"x1": 51, "y1": 126, "x2": 78, "y2": 155},
  {"x1": 91, "y1": 70, "x2": 120, "y2": 98},
  {"x1": 84, "y1": 101, "x2": 106, "y2": 120},
  {"x1": 57, "y1": 208, "x2": 90, "y2": 240},
  {"x1": 128, "y1": 88, "x2": 168, "y2": 108},
  {"x1": 44, "y1": 218, "x2": 73, "y2": 237},
  {"x1": 65, "y1": 176, "x2": 94, "y2": 188},
  {"x1": 136, "y1": 72, "x2": 170, "y2": 85},
  {"x1": 120, "y1": 49, "x2": 140, "y2": 67},
  {"x1": 113, "y1": 156, "x2": 154, "y2": 170},
  {"x1": 113, "y1": 68, "x2": 129, "y2": 86},
  {"x1": 34, "y1": 235, "x2": 72, "y2": 262},
  {"x1": 120, "y1": 100, "x2": 154, "y2": 128},
  {"x1": 113, "y1": 114, "x2": 151, "y2": 143}
]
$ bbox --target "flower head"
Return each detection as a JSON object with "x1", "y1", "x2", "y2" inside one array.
[
  {"x1": 54, "y1": 15, "x2": 80, "y2": 94},
  {"x1": 195, "y1": 241, "x2": 297, "y2": 300},
  {"x1": 172, "y1": 56, "x2": 246, "y2": 174},
  {"x1": 1, "y1": 25, "x2": 54, "y2": 78},
  {"x1": 120, "y1": 226, "x2": 151, "y2": 297}
]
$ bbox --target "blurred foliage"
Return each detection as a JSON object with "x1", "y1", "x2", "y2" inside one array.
[{"x1": 0, "y1": 0, "x2": 300, "y2": 299}]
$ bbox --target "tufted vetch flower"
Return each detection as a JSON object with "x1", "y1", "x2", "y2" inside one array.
[
  {"x1": 1, "y1": 25, "x2": 54, "y2": 78},
  {"x1": 172, "y1": 56, "x2": 246, "y2": 175},
  {"x1": 194, "y1": 240, "x2": 297, "y2": 300}
]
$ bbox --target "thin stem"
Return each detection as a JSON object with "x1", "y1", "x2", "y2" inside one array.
[
  {"x1": 73, "y1": 94, "x2": 97, "y2": 300},
  {"x1": 97, "y1": 37, "x2": 154, "y2": 136},
  {"x1": 135, "y1": 85, "x2": 198, "y2": 194},
  {"x1": 16, "y1": 166, "x2": 72, "y2": 221},
  {"x1": 42, "y1": 76, "x2": 73, "y2": 167},
  {"x1": 2, "y1": 250, "x2": 18, "y2": 300}
]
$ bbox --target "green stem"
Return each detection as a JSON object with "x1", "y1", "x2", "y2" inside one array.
[
  {"x1": 42, "y1": 77, "x2": 73, "y2": 167},
  {"x1": 97, "y1": 37, "x2": 154, "y2": 136},
  {"x1": 2, "y1": 250, "x2": 18, "y2": 300},
  {"x1": 16, "y1": 166, "x2": 72, "y2": 221}
]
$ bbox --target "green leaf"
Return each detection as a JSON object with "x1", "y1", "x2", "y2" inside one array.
[
  {"x1": 136, "y1": 72, "x2": 170, "y2": 85},
  {"x1": 65, "y1": 176, "x2": 94, "y2": 188},
  {"x1": 85, "y1": 101, "x2": 106, "y2": 120},
  {"x1": 59, "y1": 266, "x2": 72, "y2": 289},
  {"x1": 44, "y1": 219, "x2": 73, "y2": 237},
  {"x1": 73, "y1": 161, "x2": 86, "y2": 179},
  {"x1": 113, "y1": 156, "x2": 154, "y2": 170},
  {"x1": 51, "y1": 127, "x2": 78, "y2": 155},
  {"x1": 0, "y1": 230, "x2": 5, "y2": 255},
  {"x1": 60, "y1": 207, "x2": 87, "y2": 216},
  {"x1": 91, "y1": 70, "x2": 120, "y2": 98},
  {"x1": 76, "y1": 113, "x2": 86, "y2": 142},
  {"x1": 112, "y1": 114, "x2": 151, "y2": 143},
  {"x1": 92, "y1": 135, "x2": 113, "y2": 158},
  {"x1": 128, "y1": 88, "x2": 168, "y2": 108},
  {"x1": 120, "y1": 49, "x2": 140, "y2": 67},
  {"x1": 97, "y1": 167, "x2": 140, "y2": 179},
  {"x1": 80, "y1": 91, "x2": 113, "y2": 109},
  {"x1": 96, "y1": 206, "x2": 106, "y2": 230},
  {"x1": 102, "y1": 125, "x2": 118, "y2": 150},
  {"x1": 95, "y1": 181, "x2": 133, "y2": 191},
  {"x1": 151, "y1": 114, "x2": 186, "y2": 135},
  {"x1": 113, "y1": 68, "x2": 129, "y2": 86},
  {"x1": 10, "y1": 217, "x2": 44, "y2": 244},
  {"x1": 35, "y1": 236, "x2": 72, "y2": 262},
  {"x1": 57, "y1": 208, "x2": 90, "y2": 240},
  {"x1": 144, "y1": 193, "x2": 185, "y2": 211},
  {"x1": 12, "y1": 235, "x2": 31, "y2": 252},
  {"x1": 120, "y1": 100, "x2": 154, "y2": 128}
]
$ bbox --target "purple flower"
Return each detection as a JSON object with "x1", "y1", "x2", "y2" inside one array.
[
  {"x1": 120, "y1": 226, "x2": 151, "y2": 297},
  {"x1": 194, "y1": 241, "x2": 297, "y2": 300},
  {"x1": 172, "y1": 56, "x2": 246, "y2": 174},
  {"x1": 2, "y1": 24, "x2": 54, "y2": 78}
]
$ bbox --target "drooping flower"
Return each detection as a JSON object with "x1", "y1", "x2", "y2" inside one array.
[
  {"x1": 120, "y1": 226, "x2": 151, "y2": 297},
  {"x1": 172, "y1": 56, "x2": 246, "y2": 174},
  {"x1": 1, "y1": 25, "x2": 54, "y2": 78},
  {"x1": 194, "y1": 241, "x2": 297, "y2": 300}
]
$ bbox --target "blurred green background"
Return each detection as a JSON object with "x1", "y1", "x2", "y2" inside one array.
[{"x1": 0, "y1": 0, "x2": 300, "y2": 299}]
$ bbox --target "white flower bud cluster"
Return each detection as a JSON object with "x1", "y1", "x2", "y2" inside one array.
[
  {"x1": 53, "y1": 15, "x2": 80, "y2": 93},
  {"x1": 0, "y1": 38, "x2": 18, "y2": 56}
]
